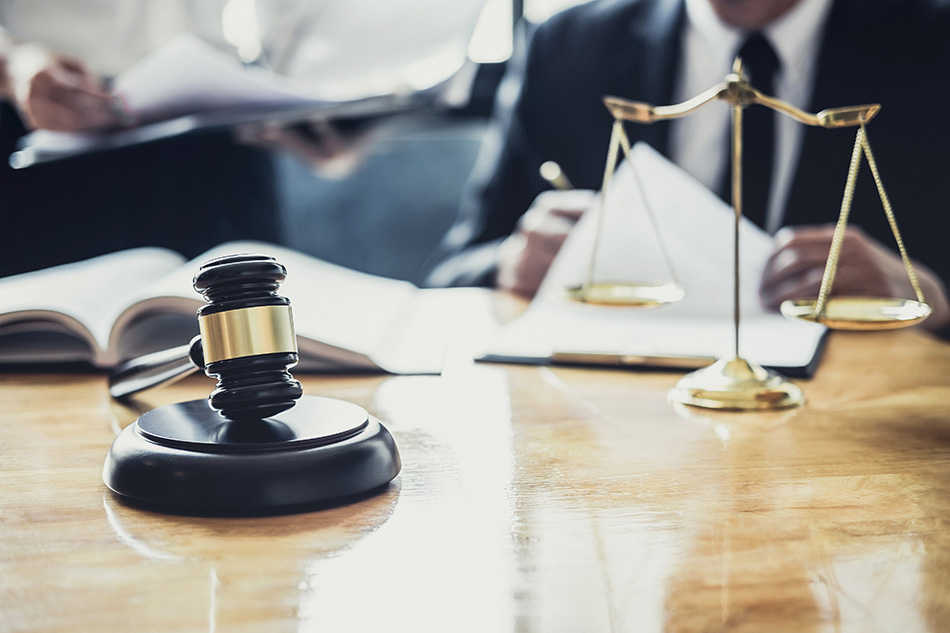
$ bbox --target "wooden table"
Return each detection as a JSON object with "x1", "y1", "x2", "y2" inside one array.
[{"x1": 2, "y1": 302, "x2": 949, "y2": 632}]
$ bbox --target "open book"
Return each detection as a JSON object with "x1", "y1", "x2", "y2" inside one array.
[
  {"x1": 9, "y1": 35, "x2": 459, "y2": 168},
  {"x1": 0, "y1": 241, "x2": 471, "y2": 374},
  {"x1": 479, "y1": 143, "x2": 827, "y2": 377}
]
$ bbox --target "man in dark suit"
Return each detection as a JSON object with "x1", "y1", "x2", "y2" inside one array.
[
  {"x1": 422, "y1": 0, "x2": 950, "y2": 334},
  {"x1": 0, "y1": 18, "x2": 281, "y2": 279}
]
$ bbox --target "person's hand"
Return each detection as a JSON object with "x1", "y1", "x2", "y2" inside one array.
[
  {"x1": 5, "y1": 44, "x2": 120, "y2": 132},
  {"x1": 761, "y1": 224, "x2": 950, "y2": 332},
  {"x1": 496, "y1": 189, "x2": 597, "y2": 297},
  {"x1": 234, "y1": 118, "x2": 374, "y2": 178}
]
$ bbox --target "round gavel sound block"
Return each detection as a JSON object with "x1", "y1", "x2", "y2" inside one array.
[{"x1": 103, "y1": 254, "x2": 400, "y2": 514}]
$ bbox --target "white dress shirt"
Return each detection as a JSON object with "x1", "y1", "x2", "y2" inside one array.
[
  {"x1": 0, "y1": 0, "x2": 485, "y2": 101},
  {"x1": 669, "y1": 0, "x2": 834, "y2": 233},
  {"x1": 0, "y1": 0, "x2": 231, "y2": 78}
]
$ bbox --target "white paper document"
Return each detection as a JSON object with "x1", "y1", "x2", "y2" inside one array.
[
  {"x1": 9, "y1": 35, "x2": 451, "y2": 168},
  {"x1": 113, "y1": 34, "x2": 322, "y2": 124},
  {"x1": 480, "y1": 143, "x2": 827, "y2": 376}
]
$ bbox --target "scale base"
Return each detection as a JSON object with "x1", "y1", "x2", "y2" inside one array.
[
  {"x1": 103, "y1": 395, "x2": 401, "y2": 514},
  {"x1": 668, "y1": 357, "x2": 804, "y2": 410}
]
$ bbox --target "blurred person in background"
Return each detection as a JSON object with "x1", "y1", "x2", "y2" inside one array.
[
  {"x1": 0, "y1": 0, "x2": 282, "y2": 277},
  {"x1": 0, "y1": 0, "x2": 483, "y2": 277}
]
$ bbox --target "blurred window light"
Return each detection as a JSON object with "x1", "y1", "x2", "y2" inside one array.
[
  {"x1": 467, "y1": 0, "x2": 590, "y2": 63},
  {"x1": 222, "y1": 0, "x2": 262, "y2": 63},
  {"x1": 524, "y1": 0, "x2": 586, "y2": 23},
  {"x1": 467, "y1": 0, "x2": 513, "y2": 63}
]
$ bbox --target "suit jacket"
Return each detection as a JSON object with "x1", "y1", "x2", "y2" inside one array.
[
  {"x1": 0, "y1": 103, "x2": 279, "y2": 278},
  {"x1": 422, "y1": 0, "x2": 950, "y2": 296}
]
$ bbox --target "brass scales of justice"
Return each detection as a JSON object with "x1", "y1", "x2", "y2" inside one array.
[{"x1": 564, "y1": 56, "x2": 931, "y2": 411}]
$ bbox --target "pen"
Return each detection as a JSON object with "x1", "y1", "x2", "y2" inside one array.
[
  {"x1": 540, "y1": 160, "x2": 574, "y2": 191},
  {"x1": 103, "y1": 76, "x2": 136, "y2": 128}
]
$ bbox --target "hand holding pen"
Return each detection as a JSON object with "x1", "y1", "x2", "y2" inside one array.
[
  {"x1": 3, "y1": 45, "x2": 122, "y2": 132},
  {"x1": 496, "y1": 161, "x2": 597, "y2": 298}
]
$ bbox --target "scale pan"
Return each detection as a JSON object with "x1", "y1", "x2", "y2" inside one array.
[
  {"x1": 780, "y1": 297, "x2": 931, "y2": 330},
  {"x1": 564, "y1": 281, "x2": 685, "y2": 307}
]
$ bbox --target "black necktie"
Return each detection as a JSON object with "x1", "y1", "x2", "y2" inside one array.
[{"x1": 721, "y1": 33, "x2": 780, "y2": 230}]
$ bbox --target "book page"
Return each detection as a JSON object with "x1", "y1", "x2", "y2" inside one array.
[
  {"x1": 113, "y1": 241, "x2": 447, "y2": 373},
  {"x1": 482, "y1": 143, "x2": 826, "y2": 375},
  {"x1": 0, "y1": 248, "x2": 185, "y2": 364}
]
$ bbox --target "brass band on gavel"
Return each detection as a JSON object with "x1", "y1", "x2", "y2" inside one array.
[{"x1": 198, "y1": 305, "x2": 297, "y2": 364}]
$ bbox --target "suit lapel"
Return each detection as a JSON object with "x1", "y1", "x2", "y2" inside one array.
[
  {"x1": 783, "y1": 0, "x2": 878, "y2": 226},
  {"x1": 608, "y1": 0, "x2": 686, "y2": 156}
]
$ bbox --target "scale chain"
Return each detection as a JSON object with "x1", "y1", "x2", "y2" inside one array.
[
  {"x1": 815, "y1": 125, "x2": 927, "y2": 316},
  {"x1": 584, "y1": 119, "x2": 680, "y2": 293},
  {"x1": 859, "y1": 125, "x2": 927, "y2": 304},
  {"x1": 584, "y1": 119, "x2": 626, "y2": 289}
]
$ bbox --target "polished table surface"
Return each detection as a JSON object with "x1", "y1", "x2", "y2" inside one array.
[{"x1": 2, "y1": 298, "x2": 949, "y2": 632}]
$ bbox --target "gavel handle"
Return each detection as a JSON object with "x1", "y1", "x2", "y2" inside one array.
[{"x1": 108, "y1": 336, "x2": 205, "y2": 400}]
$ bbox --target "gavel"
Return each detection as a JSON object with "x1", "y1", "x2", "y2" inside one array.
[
  {"x1": 108, "y1": 253, "x2": 302, "y2": 419},
  {"x1": 103, "y1": 253, "x2": 400, "y2": 514}
]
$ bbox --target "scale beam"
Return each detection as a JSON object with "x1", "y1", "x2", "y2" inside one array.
[
  {"x1": 604, "y1": 79, "x2": 879, "y2": 129},
  {"x1": 603, "y1": 83, "x2": 728, "y2": 123}
]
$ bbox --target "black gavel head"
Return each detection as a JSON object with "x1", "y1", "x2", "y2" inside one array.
[{"x1": 193, "y1": 254, "x2": 303, "y2": 421}]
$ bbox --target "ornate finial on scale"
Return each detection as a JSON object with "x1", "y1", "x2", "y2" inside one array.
[{"x1": 588, "y1": 53, "x2": 929, "y2": 410}]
